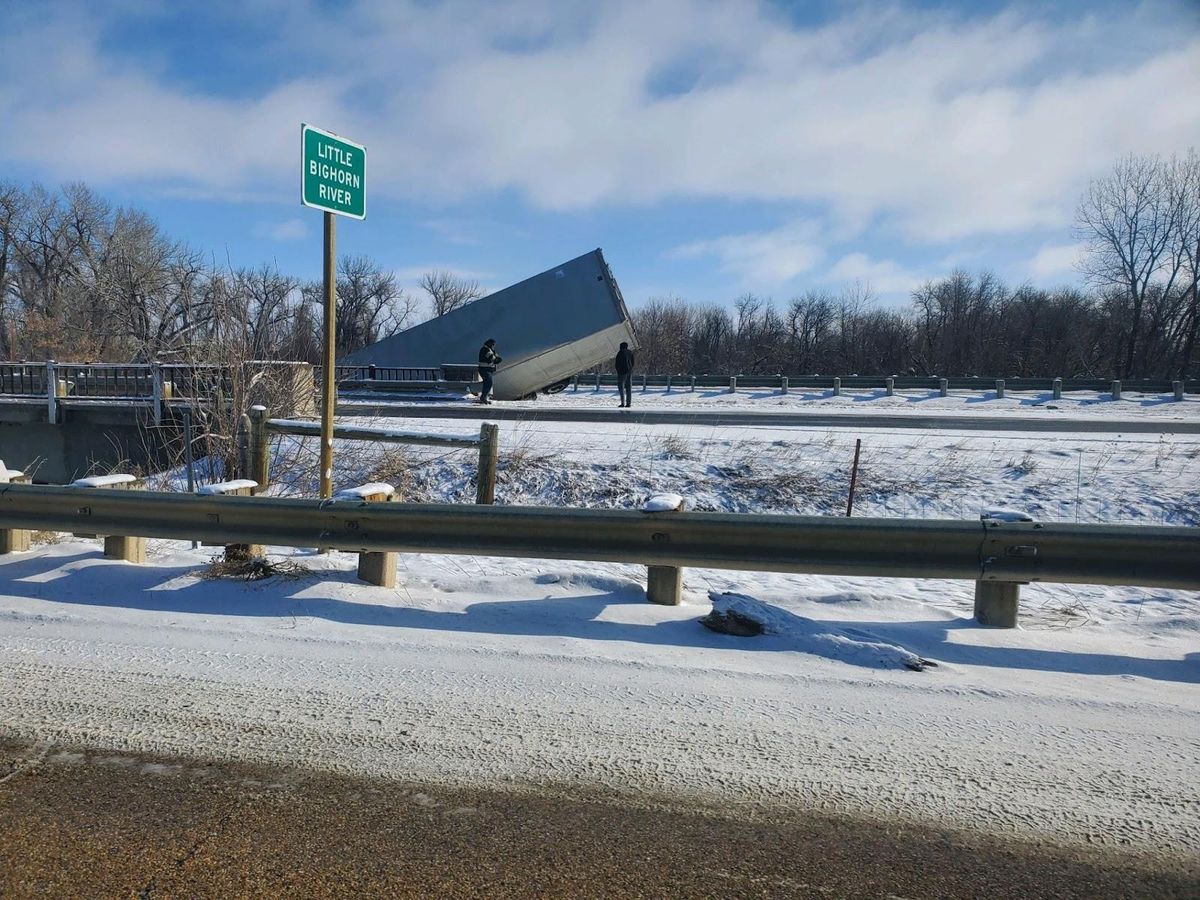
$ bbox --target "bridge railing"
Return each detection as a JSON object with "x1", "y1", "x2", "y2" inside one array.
[{"x1": 1, "y1": 483, "x2": 1196, "y2": 627}]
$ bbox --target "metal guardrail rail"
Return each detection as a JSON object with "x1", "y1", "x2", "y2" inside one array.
[{"x1": 1, "y1": 483, "x2": 1196, "y2": 588}]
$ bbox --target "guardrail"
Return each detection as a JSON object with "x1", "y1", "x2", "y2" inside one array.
[
  {"x1": 1, "y1": 484, "x2": 1196, "y2": 627},
  {"x1": 247, "y1": 407, "x2": 499, "y2": 504},
  {"x1": 568, "y1": 373, "x2": 1195, "y2": 397}
]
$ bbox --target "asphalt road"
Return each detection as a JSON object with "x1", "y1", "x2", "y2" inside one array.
[
  {"x1": 3, "y1": 738, "x2": 1197, "y2": 899},
  {"x1": 339, "y1": 402, "x2": 1200, "y2": 434}
]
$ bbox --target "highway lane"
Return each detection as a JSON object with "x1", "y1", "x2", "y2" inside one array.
[{"x1": 339, "y1": 402, "x2": 1200, "y2": 434}]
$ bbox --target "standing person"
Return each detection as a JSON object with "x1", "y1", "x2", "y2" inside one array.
[
  {"x1": 477, "y1": 338, "x2": 501, "y2": 404},
  {"x1": 615, "y1": 341, "x2": 635, "y2": 408}
]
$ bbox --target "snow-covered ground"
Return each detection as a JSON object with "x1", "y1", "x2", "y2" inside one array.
[
  {"x1": 3, "y1": 397, "x2": 1197, "y2": 862},
  {"x1": 1, "y1": 539, "x2": 1197, "y2": 861},
  {"x1": 197, "y1": 415, "x2": 1200, "y2": 525}
]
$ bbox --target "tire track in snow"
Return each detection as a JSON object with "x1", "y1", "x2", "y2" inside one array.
[{"x1": 1, "y1": 630, "x2": 1197, "y2": 861}]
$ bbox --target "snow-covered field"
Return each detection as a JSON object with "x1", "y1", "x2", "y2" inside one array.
[
  {"x1": 218, "y1": 414, "x2": 1200, "y2": 525},
  {"x1": 3, "y1": 396, "x2": 1198, "y2": 863}
]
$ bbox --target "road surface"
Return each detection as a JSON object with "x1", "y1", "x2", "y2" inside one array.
[
  {"x1": 2, "y1": 738, "x2": 1196, "y2": 899},
  {"x1": 339, "y1": 402, "x2": 1200, "y2": 433}
]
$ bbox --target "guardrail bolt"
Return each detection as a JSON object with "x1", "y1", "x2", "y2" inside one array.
[
  {"x1": 1111, "y1": 379, "x2": 1122, "y2": 401},
  {"x1": 974, "y1": 581, "x2": 1020, "y2": 627},
  {"x1": 646, "y1": 565, "x2": 682, "y2": 605},
  {"x1": 1052, "y1": 377, "x2": 1062, "y2": 400}
]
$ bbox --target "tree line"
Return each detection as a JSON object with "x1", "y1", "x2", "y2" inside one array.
[
  {"x1": 0, "y1": 181, "x2": 483, "y2": 365},
  {"x1": 1, "y1": 149, "x2": 1196, "y2": 378},
  {"x1": 632, "y1": 152, "x2": 1198, "y2": 380}
]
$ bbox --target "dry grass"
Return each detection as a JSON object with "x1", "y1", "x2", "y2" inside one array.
[{"x1": 201, "y1": 555, "x2": 312, "y2": 581}]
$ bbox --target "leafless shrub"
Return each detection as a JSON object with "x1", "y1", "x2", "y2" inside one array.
[{"x1": 202, "y1": 555, "x2": 311, "y2": 581}]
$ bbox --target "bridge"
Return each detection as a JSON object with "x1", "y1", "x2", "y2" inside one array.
[{"x1": 0, "y1": 362, "x2": 315, "y2": 483}]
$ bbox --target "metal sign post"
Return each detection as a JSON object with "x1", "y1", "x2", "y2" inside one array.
[{"x1": 301, "y1": 123, "x2": 366, "y2": 498}]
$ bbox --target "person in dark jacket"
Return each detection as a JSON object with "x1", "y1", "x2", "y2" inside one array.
[
  {"x1": 477, "y1": 338, "x2": 501, "y2": 404},
  {"x1": 615, "y1": 341, "x2": 635, "y2": 408}
]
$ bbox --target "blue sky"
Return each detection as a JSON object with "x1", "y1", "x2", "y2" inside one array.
[{"x1": 1, "y1": 0, "x2": 1197, "y2": 310}]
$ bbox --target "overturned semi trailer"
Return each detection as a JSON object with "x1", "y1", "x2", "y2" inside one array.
[{"x1": 339, "y1": 249, "x2": 638, "y2": 401}]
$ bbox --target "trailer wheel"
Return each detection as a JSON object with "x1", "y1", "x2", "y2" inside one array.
[{"x1": 542, "y1": 379, "x2": 570, "y2": 395}]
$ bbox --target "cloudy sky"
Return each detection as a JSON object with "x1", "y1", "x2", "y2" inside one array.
[{"x1": 1, "y1": 0, "x2": 1197, "y2": 308}]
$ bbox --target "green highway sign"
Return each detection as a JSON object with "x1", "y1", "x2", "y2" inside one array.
[{"x1": 301, "y1": 123, "x2": 366, "y2": 220}]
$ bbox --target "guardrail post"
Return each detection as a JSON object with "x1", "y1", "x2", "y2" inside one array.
[
  {"x1": 151, "y1": 362, "x2": 164, "y2": 425},
  {"x1": 646, "y1": 565, "x2": 682, "y2": 606},
  {"x1": 689, "y1": 375, "x2": 696, "y2": 392},
  {"x1": 665, "y1": 374, "x2": 672, "y2": 393},
  {"x1": 1052, "y1": 377, "x2": 1062, "y2": 400},
  {"x1": 69, "y1": 476, "x2": 146, "y2": 563},
  {"x1": 199, "y1": 481, "x2": 263, "y2": 560},
  {"x1": 995, "y1": 378, "x2": 1005, "y2": 399},
  {"x1": 641, "y1": 373, "x2": 648, "y2": 393},
  {"x1": 939, "y1": 377, "x2": 948, "y2": 397},
  {"x1": 46, "y1": 361, "x2": 58, "y2": 424},
  {"x1": 248, "y1": 405, "x2": 270, "y2": 490},
  {"x1": 1174, "y1": 380, "x2": 1185, "y2": 401},
  {"x1": 728, "y1": 375, "x2": 737, "y2": 393},
  {"x1": 780, "y1": 376, "x2": 788, "y2": 395},
  {"x1": 594, "y1": 372, "x2": 601, "y2": 392},
  {"x1": 335, "y1": 485, "x2": 397, "y2": 588},
  {"x1": 476, "y1": 422, "x2": 499, "y2": 505},
  {"x1": 885, "y1": 376, "x2": 894, "y2": 396},
  {"x1": 572, "y1": 375, "x2": 579, "y2": 392},
  {"x1": 832, "y1": 377, "x2": 841, "y2": 397},
  {"x1": 0, "y1": 466, "x2": 31, "y2": 552},
  {"x1": 974, "y1": 581, "x2": 1021, "y2": 628},
  {"x1": 1111, "y1": 380, "x2": 1122, "y2": 401}
]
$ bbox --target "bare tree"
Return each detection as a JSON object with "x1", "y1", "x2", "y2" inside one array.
[
  {"x1": 1077, "y1": 154, "x2": 1187, "y2": 377},
  {"x1": 419, "y1": 269, "x2": 483, "y2": 318}
]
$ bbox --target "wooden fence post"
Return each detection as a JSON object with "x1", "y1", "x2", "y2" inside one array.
[
  {"x1": 476, "y1": 422, "x2": 499, "y2": 505},
  {"x1": 248, "y1": 405, "x2": 270, "y2": 490}
]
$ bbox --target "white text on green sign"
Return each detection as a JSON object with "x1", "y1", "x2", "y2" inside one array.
[{"x1": 301, "y1": 124, "x2": 366, "y2": 220}]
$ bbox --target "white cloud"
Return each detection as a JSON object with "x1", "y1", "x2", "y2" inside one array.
[
  {"x1": 1, "y1": 1, "x2": 1197, "y2": 249},
  {"x1": 824, "y1": 253, "x2": 923, "y2": 297},
  {"x1": 252, "y1": 218, "x2": 309, "y2": 241},
  {"x1": 670, "y1": 222, "x2": 823, "y2": 284},
  {"x1": 1027, "y1": 241, "x2": 1086, "y2": 280}
]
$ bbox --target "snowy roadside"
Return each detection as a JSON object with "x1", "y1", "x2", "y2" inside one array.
[
  {"x1": 160, "y1": 415, "x2": 1200, "y2": 526},
  {"x1": 1, "y1": 539, "x2": 1197, "y2": 861}
]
